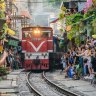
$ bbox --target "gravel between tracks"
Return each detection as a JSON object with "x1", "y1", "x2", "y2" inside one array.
[{"x1": 30, "y1": 73, "x2": 65, "y2": 96}]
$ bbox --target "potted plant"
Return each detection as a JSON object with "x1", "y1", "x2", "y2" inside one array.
[
  {"x1": 59, "y1": 13, "x2": 65, "y2": 20},
  {"x1": 0, "y1": 67, "x2": 7, "y2": 76}
]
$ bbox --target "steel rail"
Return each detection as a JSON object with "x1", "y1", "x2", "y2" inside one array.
[
  {"x1": 26, "y1": 72, "x2": 44, "y2": 96},
  {"x1": 42, "y1": 71, "x2": 80, "y2": 96}
]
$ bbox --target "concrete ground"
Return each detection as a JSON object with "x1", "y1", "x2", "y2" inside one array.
[
  {"x1": 1, "y1": 69, "x2": 96, "y2": 96},
  {"x1": 0, "y1": 70, "x2": 22, "y2": 96},
  {"x1": 48, "y1": 70, "x2": 96, "y2": 96}
]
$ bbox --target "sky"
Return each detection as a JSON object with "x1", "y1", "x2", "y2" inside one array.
[{"x1": 27, "y1": 0, "x2": 61, "y2": 26}]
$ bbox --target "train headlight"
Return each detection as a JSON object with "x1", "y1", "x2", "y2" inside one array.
[
  {"x1": 34, "y1": 30, "x2": 40, "y2": 34},
  {"x1": 33, "y1": 28, "x2": 42, "y2": 38}
]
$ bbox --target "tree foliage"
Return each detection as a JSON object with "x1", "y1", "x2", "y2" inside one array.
[
  {"x1": 66, "y1": 7, "x2": 96, "y2": 41},
  {"x1": 0, "y1": 0, "x2": 7, "y2": 40}
]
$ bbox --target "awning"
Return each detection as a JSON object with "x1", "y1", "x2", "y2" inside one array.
[
  {"x1": 50, "y1": 18, "x2": 59, "y2": 23},
  {"x1": 20, "y1": 10, "x2": 31, "y2": 19},
  {"x1": 6, "y1": 28, "x2": 15, "y2": 36}
]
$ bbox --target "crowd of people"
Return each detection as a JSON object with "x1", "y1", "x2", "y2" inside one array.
[
  {"x1": 0, "y1": 49, "x2": 20, "y2": 72},
  {"x1": 60, "y1": 37, "x2": 96, "y2": 80},
  {"x1": 5, "y1": 48, "x2": 22, "y2": 71}
]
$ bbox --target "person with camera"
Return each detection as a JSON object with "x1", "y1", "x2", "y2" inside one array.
[{"x1": 77, "y1": 46, "x2": 93, "y2": 79}]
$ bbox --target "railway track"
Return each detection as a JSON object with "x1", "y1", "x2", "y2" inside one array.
[{"x1": 27, "y1": 71, "x2": 79, "y2": 96}]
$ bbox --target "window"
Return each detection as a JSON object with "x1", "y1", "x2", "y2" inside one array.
[{"x1": 41, "y1": 32, "x2": 48, "y2": 38}]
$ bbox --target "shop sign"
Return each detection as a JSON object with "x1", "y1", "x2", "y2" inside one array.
[{"x1": 8, "y1": 40, "x2": 18, "y2": 46}]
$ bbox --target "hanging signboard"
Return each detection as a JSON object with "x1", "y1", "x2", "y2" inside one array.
[{"x1": 8, "y1": 40, "x2": 18, "y2": 47}]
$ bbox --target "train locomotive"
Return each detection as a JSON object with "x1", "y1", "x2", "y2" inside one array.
[{"x1": 22, "y1": 26, "x2": 53, "y2": 70}]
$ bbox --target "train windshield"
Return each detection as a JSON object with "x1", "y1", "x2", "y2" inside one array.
[
  {"x1": 23, "y1": 30, "x2": 51, "y2": 39},
  {"x1": 41, "y1": 31, "x2": 51, "y2": 38}
]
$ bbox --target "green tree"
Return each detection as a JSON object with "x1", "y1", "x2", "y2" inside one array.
[{"x1": 92, "y1": 18, "x2": 96, "y2": 34}]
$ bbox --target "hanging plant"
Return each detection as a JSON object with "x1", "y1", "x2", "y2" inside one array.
[
  {"x1": 93, "y1": 27, "x2": 96, "y2": 34},
  {"x1": 66, "y1": 14, "x2": 75, "y2": 25},
  {"x1": 60, "y1": 6, "x2": 66, "y2": 12},
  {"x1": 59, "y1": 28, "x2": 63, "y2": 32},
  {"x1": 79, "y1": 21, "x2": 84, "y2": 27},
  {"x1": 0, "y1": 23, "x2": 8, "y2": 40},
  {"x1": 92, "y1": 18, "x2": 96, "y2": 27},
  {"x1": 76, "y1": 24, "x2": 79, "y2": 31},
  {"x1": 67, "y1": 25, "x2": 76, "y2": 40},
  {"x1": 59, "y1": 13, "x2": 65, "y2": 20},
  {"x1": 0, "y1": 0, "x2": 5, "y2": 18},
  {"x1": 72, "y1": 13, "x2": 83, "y2": 23},
  {"x1": 91, "y1": 18, "x2": 96, "y2": 34},
  {"x1": 0, "y1": 10, "x2": 5, "y2": 18},
  {"x1": 84, "y1": 9, "x2": 96, "y2": 20},
  {"x1": 0, "y1": 0, "x2": 5, "y2": 11},
  {"x1": 92, "y1": 8, "x2": 96, "y2": 16},
  {"x1": 2, "y1": 23, "x2": 8, "y2": 31},
  {"x1": 67, "y1": 32, "x2": 74, "y2": 40},
  {"x1": 83, "y1": 13, "x2": 89, "y2": 19},
  {"x1": 75, "y1": 36, "x2": 80, "y2": 46},
  {"x1": 0, "y1": 33, "x2": 6, "y2": 40},
  {"x1": 72, "y1": 24, "x2": 79, "y2": 32}
]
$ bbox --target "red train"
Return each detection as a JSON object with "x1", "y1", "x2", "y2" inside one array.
[{"x1": 21, "y1": 26, "x2": 53, "y2": 70}]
